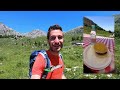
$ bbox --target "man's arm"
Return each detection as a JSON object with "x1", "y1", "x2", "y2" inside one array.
[
  {"x1": 30, "y1": 54, "x2": 45, "y2": 79},
  {"x1": 31, "y1": 75, "x2": 40, "y2": 79},
  {"x1": 62, "y1": 74, "x2": 67, "y2": 79}
]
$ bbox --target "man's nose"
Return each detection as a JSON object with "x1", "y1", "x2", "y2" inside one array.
[{"x1": 54, "y1": 37, "x2": 59, "y2": 43}]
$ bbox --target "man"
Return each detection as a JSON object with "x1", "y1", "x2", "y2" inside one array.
[{"x1": 31, "y1": 24, "x2": 66, "y2": 79}]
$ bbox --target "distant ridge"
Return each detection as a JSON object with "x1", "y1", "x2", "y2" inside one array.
[
  {"x1": 0, "y1": 22, "x2": 21, "y2": 36},
  {"x1": 25, "y1": 29, "x2": 46, "y2": 38},
  {"x1": 65, "y1": 26, "x2": 83, "y2": 35},
  {"x1": 0, "y1": 22, "x2": 46, "y2": 38}
]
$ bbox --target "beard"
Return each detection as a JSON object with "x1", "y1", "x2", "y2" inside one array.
[{"x1": 49, "y1": 43, "x2": 63, "y2": 53}]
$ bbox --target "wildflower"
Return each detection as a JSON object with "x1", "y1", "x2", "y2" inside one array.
[{"x1": 107, "y1": 74, "x2": 112, "y2": 78}]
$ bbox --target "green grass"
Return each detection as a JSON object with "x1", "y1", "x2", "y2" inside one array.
[
  {"x1": 0, "y1": 34, "x2": 120, "y2": 79},
  {"x1": 84, "y1": 26, "x2": 113, "y2": 37}
]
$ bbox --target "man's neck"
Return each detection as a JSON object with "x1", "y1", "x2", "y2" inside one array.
[{"x1": 48, "y1": 49, "x2": 59, "y2": 56}]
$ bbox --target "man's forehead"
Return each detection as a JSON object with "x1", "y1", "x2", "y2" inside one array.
[{"x1": 50, "y1": 30, "x2": 63, "y2": 35}]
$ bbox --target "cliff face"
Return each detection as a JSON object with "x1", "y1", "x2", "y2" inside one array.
[
  {"x1": 0, "y1": 23, "x2": 13, "y2": 35},
  {"x1": 83, "y1": 17, "x2": 96, "y2": 26},
  {"x1": 0, "y1": 23, "x2": 22, "y2": 36},
  {"x1": 83, "y1": 17, "x2": 105, "y2": 30}
]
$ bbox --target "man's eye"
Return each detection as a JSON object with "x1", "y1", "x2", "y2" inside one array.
[
  {"x1": 50, "y1": 36, "x2": 56, "y2": 40},
  {"x1": 50, "y1": 36, "x2": 63, "y2": 40},
  {"x1": 58, "y1": 36, "x2": 63, "y2": 40}
]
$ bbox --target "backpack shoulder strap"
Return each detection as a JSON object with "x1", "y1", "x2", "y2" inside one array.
[
  {"x1": 59, "y1": 53, "x2": 62, "y2": 60},
  {"x1": 39, "y1": 50, "x2": 50, "y2": 68}
]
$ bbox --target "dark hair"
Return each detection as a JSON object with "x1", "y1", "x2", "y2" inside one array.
[{"x1": 47, "y1": 24, "x2": 63, "y2": 40}]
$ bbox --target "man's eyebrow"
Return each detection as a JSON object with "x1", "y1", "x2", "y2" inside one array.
[{"x1": 50, "y1": 35, "x2": 63, "y2": 36}]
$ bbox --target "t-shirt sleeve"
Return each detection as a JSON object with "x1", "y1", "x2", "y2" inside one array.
[{"x1": 32, "y1": 53, "x2": 46, "y2": 77}]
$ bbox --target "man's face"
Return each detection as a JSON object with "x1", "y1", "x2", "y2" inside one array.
[{"x1": 48, "y1": 30, "x2": 64, "y2": 53}]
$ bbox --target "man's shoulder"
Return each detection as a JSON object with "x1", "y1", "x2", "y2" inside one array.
[{"x1": 37, "y1": 50, "x2": 47, "y2": 58}]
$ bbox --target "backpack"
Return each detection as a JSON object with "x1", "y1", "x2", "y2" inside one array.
[{"x1": 29, "y1": 49, "x2": 63, "y2": 79}]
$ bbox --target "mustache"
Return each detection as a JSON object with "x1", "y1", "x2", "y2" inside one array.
[
  {"x1": 53, "y1": 43, "x2": 63, "y2": 46},
  {"x1": 53, "y1": 43, "x2": 63, "y2": 48}
]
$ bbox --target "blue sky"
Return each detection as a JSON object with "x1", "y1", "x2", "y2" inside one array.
[
  {"x1": 0, "y1": 11, "x2": 120, "y2": 33},
  {"x1": 86, "y1": 16, "x2": 114, "y2": 32}
]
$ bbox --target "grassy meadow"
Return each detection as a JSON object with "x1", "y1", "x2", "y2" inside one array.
[
  {"x1": 0, "y1": 33, "x2": 120, "y2": 79},
  {"x1": 84, "y1": 26, "x2": 113, "y2": 37}
]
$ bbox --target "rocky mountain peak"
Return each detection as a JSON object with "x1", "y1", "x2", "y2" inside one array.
[{"x1": 25, "y1": 29, "x2": 47, "y2": 38}]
